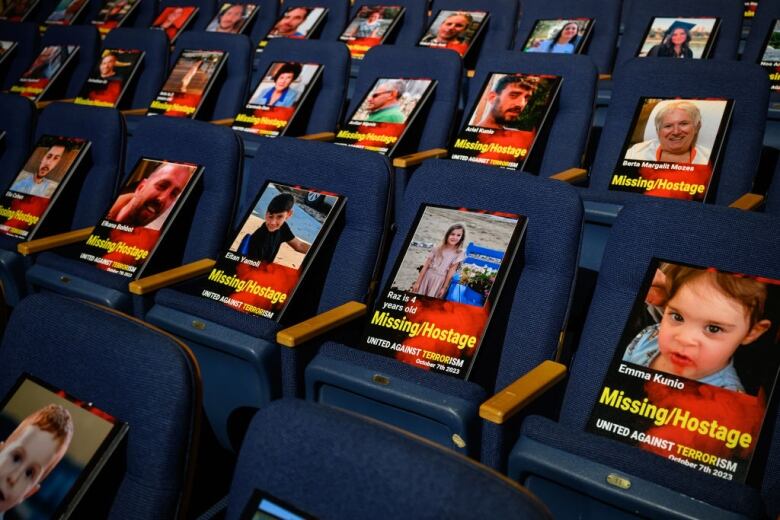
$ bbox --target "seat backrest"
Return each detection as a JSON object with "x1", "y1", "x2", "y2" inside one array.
[
  {"x1": 428, "y1": 0, "x2": 518, "y2": 63},
  {"x1": 172, "y1": 30, "x2": 252, "y2": 120},
  {"x1": 226, "y1": 399, "x2": 551, "y2": 520},
  {"x1": 765, "y1": 161, "x2": 780, "y2": 216},
  {"x1": 588, "y1": 58, "x2": 769, "y2": 205},
  {"x1": 0, "y1": 292, "x2": 201, "y2": 518},
  {"x1": 348, "y1": 45, "x2": 462, "y2": 152},
  {"x1": 40, "y1": 24, "x2": 101, "y2": 99},
  {"x1": 0, "y1": 21, "x2": 39, "y2": 90},
  {"x1": 245, "y1": 0, "x2": 279, "y2": 46},
  {"x1": 124, "y1": 0, "x2": 159, "y2": 29},
  {"x1": 615, "y1": 0, "x2": 743, "y2": 68},
  {"x1": 512, "y1": 0, "x2": 620, "y2": 74},
  {"x1": 740, "y1": 0, "x2": 780, "y2": 64},
  {"x1": 35, "y1": 102, "x2": 126, "y2": 228},
  {"x1": 280, "y1": 0, "x2": 350, "y2": 41},
  {"x1": 103, "y1": 27, "x2": 170, "y2": 109},
  {"x1": 250, "y1": 38, "x2": 349, "y2": 135},
  {"x1": 464, "y1": 52, "x2": 597, "y2": 177},
  {"x1": 126, "y1": 116, "x2": 242, "y2": 264},
  {"x1": 380, "y1": 159, "x2": 582, "y2": 393},
  {"x1": 0, "y1": 93, "x2": 36, "y2": 187},
  {"x1": 557, "y1": 199, "x2": 780, "y2": 513},
  {"x1": 348, "y1": 0, "x2": 427, "y2": 46},
  {"x1": 240, "y1": 137, "x2": 392, "y2": 312},
  {"x1": 159, "y1": 0, "x2": 217, "y2": 31}
]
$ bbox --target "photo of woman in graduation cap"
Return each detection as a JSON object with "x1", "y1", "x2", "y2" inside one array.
[{"x1": 646, "y1": 20, "x2": 695, "y2": 58}]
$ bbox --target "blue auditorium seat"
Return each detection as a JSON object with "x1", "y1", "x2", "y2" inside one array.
[
  {"x1": 2, "y1": 102, "x2": 125, "y2": 307},
  {"x1": 244, "y1": 0, "x2": 279, "y2": 47},
  {"x1": 25, "y1": 116, "x2": 242, "y2": 317},
  {"x1": 221, "y1": 399, "x2": 552, "y2": 519},
  {"x1": 512, "y1": 0, "x2": 620, "y2": 75},
  {"x1": 303, "y1": 158, "x2": 582, "y2": 469},
  {"x1": 171, "y1": 30, "x2": 252, "y2": 120},
  {"x1": 102, "y1": 27, "x2": 170, "y2": 110},
  {"x1": 39, "y1": 25, "x2": 101, "y2": 100},
  {"x1": 0, "y1": 21, "x2": 39, "y2": 90},
  {"x1": 577, "y1": 58, "x2": 769, "y2": 271},
  {"x1": 508, "y1": 199, "x2": 780, "y2": 519},
  {"x1": 144, "y1": 136, "x2": 392, "y2": 450},
  {"x1": 159, "y1": 0, "x2": 217, "y2": 31},
  {"x1": 0, "y1": 92, "x2": 36, "y2": 191},
  {"x1": 0, "y1": 292, "x2": 201, "y2": 518}
]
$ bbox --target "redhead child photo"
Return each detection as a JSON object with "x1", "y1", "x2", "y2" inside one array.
[{"x1": 623, "y1": 264, "x2": 773, "y2": 392}]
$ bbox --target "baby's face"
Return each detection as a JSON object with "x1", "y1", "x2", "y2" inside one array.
[
  {"x1": 0, "y1": 425, "x2": 58, "y2": 511},
  {"x1": 656, "y1": 276, "x2": 751, "y2": 381}
]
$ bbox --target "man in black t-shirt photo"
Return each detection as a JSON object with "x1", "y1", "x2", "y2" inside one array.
[{"x1": 244, "y1": 193, "x2": 311, "y2": 262}]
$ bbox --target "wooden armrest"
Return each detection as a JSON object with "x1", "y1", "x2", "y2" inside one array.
[
  {"x1": 36, "y1": 99, "x2": 73, "y2": 109},
  {"x1": 17, "y1": 226, "x2": 93, "y2": 256},
  {"x1": 479, "y1": 360, "x2": 567, "y2": 424},
  {"x1": 121, "y1": 107, "x2": 148, "y2": 116},
  {"x1": 211, "y1": 117, "x2": 234, "y2": 126},
  {"x1": 728, "y1": 193, "x2": 764, "y2": 211},
  {"x1": 392, "y1": 148, "x2": 448, "y2": 168},
  {"x1": 550, "y1": 167, "x2": 588, "y2": 183},
  {"x1": 128, "y1": 258, "x2": 216, "y2": 295},
  {"x1": 276, "y1": 301, "x2": 367, "y2": 347},
  {"x1": 299, "y1": 132, "x2": 335, "y2": 141},
  {"x1": 598, "y1": 74, "x2": 612, "y2": 81}
]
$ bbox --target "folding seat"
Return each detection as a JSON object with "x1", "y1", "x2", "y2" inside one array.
[
  {"x1": 102, "y1": 27, "x2": 170, "y2": 110},
  {"x1": 512, "y1": 0, "x2": 621, "y2": 76},
  {"x1": 23, "y1": 116, "x2": 242, "y2": 317},
  {"x1": 143, "y1": 136, "x2": 393, "y2": 450},
  {"x1": 425, "y1": 0, "x2": 518, "y2": 66},
  {"x1": 0, "y1": 292, "x2": 201, "y2": 518},
  {"x1": 217, "y1": 399, "x2": 551, "y2": 519},
  {"x1": 764, "y1": 162, "x2": 780, "y2": 215},
  {"x1": 299, "y1": 157, "x2": 582, "y2": 469},
  {"x1": 241, "y1": 38, "x2": 350, "y2": 155},
  {"x1": 614, "y1": 0, "x2": 743, "y2": 71},
  {"x1": 158, "y1": 0, "x2": 217, "y2": 32},
  {"x1": 0, "y1": 93, "x2": 36, "y2": 190},
  {"x1": 245, "y1": 0, "x2": 279, "y2": 47},
  {"x1": 1, "y1": 102, "x2": 124, "y2": 307},
  {"x1": 350, "y1": 45, "x2": 461, "y2": 216},
  {"x1": 275, "y1": 0, "x2": 350, "y2": 41},
  {"x1": 37, "y1": 25, "x2": 101, "y2": 100},
  {"x1": 507, "y1": 199, "x2": 780, "y2": 519},
  {"x1": 0, "y1": 21, "x2": 39, "y2": 90},
  {"x1": 572, "y1": 58, "x2": 769, "y2": 272}
]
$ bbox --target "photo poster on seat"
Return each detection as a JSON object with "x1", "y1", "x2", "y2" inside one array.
[
  {"x1": 9, "y1": 45, "x2": 79, "y2": 101},
  {"x1": 205, "y1": 2, "x2": 258, "y2": 35},
  {"x1": 360, "y1": 204, "x2": 526, "y2": 379},
  {"x1": 0, "y1": 0, "x2": 39, "y2": 21},
  {"x1": 759, "y1": 20, "x2": 780, "y2": 93},
  {"x1": 0, "y1": 40, "x2": 18, "y2": 67},
  {"x1": 151, "y1": 6, "x2": 199, "y2": 43},
  {"x1": 44, "y1": 0, "x2": 89, "y2": 26},
  {"x1": 0, "y1": 135, "x2": 90, "y2": 241},
  {"x1": 636, "y1": 17, "x2": 721, "y2": 59},
  {"x1": 521, "y1": 18, "x2": 594, "y2": 55},
  {"x1": 449, "y1": 72, "x2": 562, "y2": 170},
  {"x1": 257, "y1": 6, "x2": 329, "y2": 50},
  {"x1": 232, "y1": 62, "x2": 323, "y2": 137},
  {"x1": 334, "y1": 77, "x2": 436, "y2": 156},
  {"x1": 608, "y1": 97, "x2": 733, "y2": 202},
  {"x1": 198, "y1": 181, "x2": 345, "y2": 321},
  {"x1": 74, "y1": 48, "x2": 144, "y2": 108},
  {"x1": 744, "y1": 2, "x2": 758, "y2": 19},
  {"x1": 417, "y1": 9, "x2": 488, "y2": 60},
  {"x1": 586, "y1": 259, "x2": 780, "y2": 483},
  {"x1": 240, "y1": 489, "x2": 316, "y2": 520},
  {"x1": 339, "y1": 5, "x2": 405, "y2": 60},
  {"x1": 147, "y1": 49, "x2": 227, "y2": 118},
  {"x1": 91, "y1": 0, "x2": 140, "y2": 36},
  {"x1": 78, "y1": 158, "x2": 202, "y2": 279},
  {"x1": 0, "y1": 373, "x2": 128, "y2": 520}
]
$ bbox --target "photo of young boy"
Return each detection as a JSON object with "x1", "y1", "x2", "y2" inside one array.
[{"x1": 622, "y1": 263, "x2": 775, "y2": 393}]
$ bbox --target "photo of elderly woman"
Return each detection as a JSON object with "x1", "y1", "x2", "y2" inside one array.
[
  {"x1": 637, "y1": 17, "x2": 720, "y2": 59},
  {"x1": 522, "y1": 18, "x2": 592, "y2": 55}
]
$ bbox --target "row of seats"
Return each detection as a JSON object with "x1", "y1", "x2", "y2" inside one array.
[{"x1": 0, "y1": 92, "x2": 777, "y2": 516}]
